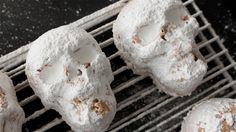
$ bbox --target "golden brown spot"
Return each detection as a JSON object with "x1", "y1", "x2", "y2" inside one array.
[
  {"x1": 221, "y1": 119, "x2": 230, "y2": 132},
  {"x1": 91, "y1": 99, "x2": 110, "y2": 115},
  {"x1": 182, "y1": 15, "x2": 189, "y2": 21},
  {"x1": 192, "y1": 51, "x2": 198, "y2": 61},
  {"x1": 72, "y1": 97, "x2": 82, "y2": 115},
  {"x1": 132, "y1": 36, "x2": 141, "y2": 44},
  {"x1": 198, "y1": 127, "x2": 204, "y2": 132},
  {"x1": 229, "y1": 104, "x2": 236, "y2": 115},
  {"x1": 72, "y1": 97, "x2": 81, "y2": 107},
  {"x1": 160, "y1": 25, "x2": 168, "y2": 41}
]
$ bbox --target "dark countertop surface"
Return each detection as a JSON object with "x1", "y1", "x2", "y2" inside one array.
[{"x1": 0, "y1": 0, "x2": 235, "y2": 59}]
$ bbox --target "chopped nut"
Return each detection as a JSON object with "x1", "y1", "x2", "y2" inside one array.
[
  {"x1": 84, "y1": 63, "x2": 91, "y2": 68},
  {"x1": 132, "y1": 36, "x2": 141, "y2": 44},
  {"x1": 77, "y1": 69, "x2": 82, "y2": 76},
  {"x1": 198, "y1": 127, "x2": 204, "y2": 132},
  {"x1": 44, "y1": 64, "x2": 51, "y2": 67},
  {"x1": 192, "y1": 52, "x2": 198, "y2": 61},
  {"x1": 229, "y1": 104, "x2": 236, "y2": 115},
  {"x1": 91, "y1": 99, "x2": 110, "y2": 115},
  {"x1": 160, "y1": 25, "x2": 168, "y2": 41},
  {"x1": 182, "y1": 15, "x2": 189, "y2": 21},
  {"x1": 221, "y1": 119, "x2": 230, "y2": 132},
  {"x1": 72, "y1": 97, "x2": 81, "y2": 107}
]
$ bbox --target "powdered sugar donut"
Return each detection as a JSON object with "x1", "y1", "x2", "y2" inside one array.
[
  {"x1": 113, "y1": 0, "x2": 207, "y2": 96},
  {"x1": 25, "y1": 25, "x2": 116, "y2": 132},
  {"x1": 0, "y1": 72, "x2": 25, "y2": 132},
  {"x1": 181, "y1": 98, "x2": 236, "y2": 132}
]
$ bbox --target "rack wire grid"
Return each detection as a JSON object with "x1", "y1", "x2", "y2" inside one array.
[{"x1": 0, "y1": 0, "x2": 236, "y2": 131}]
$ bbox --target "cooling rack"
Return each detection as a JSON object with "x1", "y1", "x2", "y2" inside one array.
[{"x1": 0, "y1": 0, "x2": 236, "y2": 131}]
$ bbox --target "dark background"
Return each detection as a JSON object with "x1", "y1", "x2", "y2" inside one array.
[{"x1": 0, "y1": 0, "x2": 235, "y2": 59}]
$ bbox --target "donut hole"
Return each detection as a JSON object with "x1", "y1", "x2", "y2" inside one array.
[
  {"x1": 73, "y1": 45, "x2": 98, "y2": 64},
  {"x1": 136, "y1": 23, "x2": 160, "y2": 46},
  {"x1": 39, "y1": 60, "x2": 64, "y2": 84}
]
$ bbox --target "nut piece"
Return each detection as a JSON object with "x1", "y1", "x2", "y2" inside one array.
[
  {"x1": 72, "y1": 97, "x2": 81, "y2": 107},
  {"x1": 221, "y1": 119, "x2": 230, "y2": 132},
  {"x1": 132, "y1": 36, "x2": 142, "y2": 44},
  {"x1": 182, "y1": 15, "x2": 189, "y2": 21},
  {"x1": 198, "y1": 127, "x2": 204, "y2": 132},
  {"x1": 160, "y1": 25, "x2": 168, "y2": 41},
  {"x1": 91, "y1": 99, "x2": 110, "y2": 115}
]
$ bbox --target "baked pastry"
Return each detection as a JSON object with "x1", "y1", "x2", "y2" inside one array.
[
  {"x1": 113, "y1": 0, "x2": 207, "y2": 96},
  {"x1": 0, "y1": 72, "x2": 25, "y2": 132},
  {"x1": 25, "y1": 25, "x2": 116, "y2": 132},
  {"x1": 181, "y1": 98, "x2": 236, "y2": 132}
]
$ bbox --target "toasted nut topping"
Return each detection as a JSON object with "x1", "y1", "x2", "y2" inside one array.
[
  {"x1": 44, "y1": 64, "x2": 51, "y2": 67},
  {"x1": 229, "y1": 104, "x2": 236, "y2": 115},
  {"x1": 221, "y1": 119, "x2": 230, "y2": 132},
  {"x1": 160, "y1": 25, "x2": 168, "y2": 41},
  {"x1": 84, "y1": 63, "x2": 91, "y2": 68},
  {"x1": 91, "y1": 99, "x2": 110, "y2": 115},
  {"x1": 72, "y1": 97, "x2": 81, "y2": 107},
  {"x1": 132, "y1": 36, "x2": 141, "y2": 44},
  {"x1": 182, "y1": 15, "x2": 189, "y2": 21},
  {"x1": 198, "y1": 127, "x2": 204, "y2": 132}
]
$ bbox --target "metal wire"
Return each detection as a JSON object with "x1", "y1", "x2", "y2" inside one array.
[{"x1": 0, "y1": 0, "x2": 236, "y2": 132}]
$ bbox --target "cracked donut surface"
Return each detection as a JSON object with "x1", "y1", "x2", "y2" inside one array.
[
  {"x1": 0, "y1": 72, "x2": 25, "y2": 132},
  {"x1": 181, "y1": 98, "x2": 236, "y2": 132},
  {"x1": 25, "y1": 25, "x2": 116, "y2": 132},
  {"x1": 113, "y1": 0, "x2": 207, "y2": 96}
]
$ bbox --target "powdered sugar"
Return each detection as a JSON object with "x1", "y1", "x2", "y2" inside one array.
[
  {"x1": 113, "y1": 0, "x2": 207, "y2": 96},
  {"x1": 25, "y1": 25, "x2": 116, "y2": 132}
]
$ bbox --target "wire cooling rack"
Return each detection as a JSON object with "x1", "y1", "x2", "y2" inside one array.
[{"x1": 0, "y1": 0, "x2": 236, "y2": 131}]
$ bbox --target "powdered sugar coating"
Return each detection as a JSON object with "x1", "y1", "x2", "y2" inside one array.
[
  {"x1": 181, "y1": 98, "x2": 236, "y2": 132},
  {"x1": 0, "y1": 72, "x2": 25, "y2": 132},
  {"x1": 113, "y1": 0, "x2": 207, "y2": 96},
  {"x1": 25, "y1": 25, "x2": 116, "y2": 132}
]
